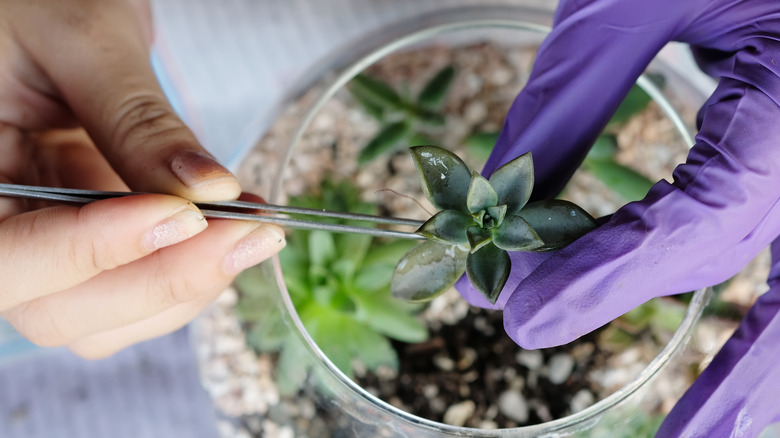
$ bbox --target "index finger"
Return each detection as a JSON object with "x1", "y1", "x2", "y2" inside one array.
[{"x1": 10, "y1": 0, "x2": 240, "y2": 202}]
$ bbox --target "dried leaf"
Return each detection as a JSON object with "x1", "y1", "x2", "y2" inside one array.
[
  {"x1": 410, "y1": 146, "x2": 472, "y2": 212},
  {"x1": 391, "y1": 240, "x2": 467, "y2": 302}
]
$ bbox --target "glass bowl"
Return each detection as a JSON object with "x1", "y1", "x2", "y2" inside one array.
[{"x1": 232, "y1": 5, "x2": 710, "y2": 436}]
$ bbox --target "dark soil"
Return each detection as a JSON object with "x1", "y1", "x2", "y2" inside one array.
[{"x1": 355, "y1": 306, "x2": 608, "y2": 429}]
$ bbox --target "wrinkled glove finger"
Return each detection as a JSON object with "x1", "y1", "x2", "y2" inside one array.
[
  {"x1": 658, "y1": 239, "x2": 780, "y2": 437},
  {"x1": 484, "y1": 0, "x2": 701, "y2": 198},
  {"x1": 504, "y1": 78, "x2": 780, "y2": 348}
]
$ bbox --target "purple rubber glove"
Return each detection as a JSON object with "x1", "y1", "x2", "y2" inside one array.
[{"x1": 456, "y1": 0, "x2": 780, "y2": 435}]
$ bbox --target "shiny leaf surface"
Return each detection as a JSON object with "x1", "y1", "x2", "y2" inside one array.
[
  {"x1": 466, "y1": 244, "x2": 511, "y2": 304},
  {"x1": 466, "y1": 226, "x2": 493, "y2": 253},
  {"x1": 417, "y1": 209, "x2": 473, "y2": 244},
  {"x1": 518, "y1": 200, "x2": 598, "y2": 250},
  {"x1": 492, "y1": 215, "x2": 544, "y2": 251},
  {"x1": 410, "y1": 146, "x2": 472, "y2": 212},
  {"x1": 467, "y1": 171, "x2": 498, "y2": 214},
  {"x1": 391, "y1": 240, "x2": 468, "y2": 302},
  {"x1": 489, "y1": 151, "x2": 534, "y2": 215}
]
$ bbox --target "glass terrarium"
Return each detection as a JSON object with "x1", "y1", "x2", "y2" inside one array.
[{"x1": 202, "y1": 5, "x2": 718, "y2": 437}]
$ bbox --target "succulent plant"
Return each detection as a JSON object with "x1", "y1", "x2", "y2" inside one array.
[
  {"x1": 348, "y1": 65, "x2": 456, "y2": 164},
  {"x1": 392, "y1": 146, "x2": 597, "y2": 305},
  {"x1": 236, "y1": 179, "x2": 428, "y2": 392}
]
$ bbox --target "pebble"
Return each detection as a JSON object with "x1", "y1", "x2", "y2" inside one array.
[
  {"x1": 570, "y1": 389, "x2": 595, "y2": 413},
  {"x1": 463, "y1": 101, "x2": 488, "y2": 124},
  {"x1": 443, "y1": 400, "x2": 475, "y2": 427},
  {"x1": 546, "y1": 353, "x2": 576, "y2": 385},
  {"x1": 479, "y1": 420, "x2": 499, "y2": 430},
  {"x1": 515, "y1": 349, "x2": 544, "y2": 371},
  {"x1": 422, "y1": 384, "x2": 438, "y2": 399},
  {"x1": 457, "y1": 347, "x2": 477, "y2": 370},
  {"x1": 433, "y1": 355, "x2": 456, "y2": 371},
  {"x1": 497, "y1": 389, "x2": 529, "y2": 424},
  {"x1": 430, "y1": 396, "x2": 447, "y2": 414}
]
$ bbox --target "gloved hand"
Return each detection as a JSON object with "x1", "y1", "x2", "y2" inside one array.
[
  {"x1": 0, "y1": 0, "x2": 285, "y2": 359},
  {"x1": 456, "y1": 0, "x2": 780, "y2": 435}
]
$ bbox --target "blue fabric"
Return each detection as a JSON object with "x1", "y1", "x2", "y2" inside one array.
[{"x1": 0, "y1": 328, "x2": 219, "y2": 438}]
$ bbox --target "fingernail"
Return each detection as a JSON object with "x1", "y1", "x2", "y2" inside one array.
[
  {"x1": 144, "y1": 204, "x2": 207, "y2": 250},
  {"x1": 224, "y1": 225, "x2": 286, "y2": 274},
  {"x1": 169, "y1": 150, "x2": 234, "y2": 188}
]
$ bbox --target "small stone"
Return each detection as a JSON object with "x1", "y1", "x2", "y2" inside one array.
[
  {"x1": 434, "y1": 355, "x2": 456, "y2": 371},
  {"x1": 516, "y1": 349, "x2": 543, "y2": 371},
  {"x1": 457, "y1": 348, "x2": 477, "y2": 370},
  {"x1": 479, "y1": 420, "x2": 499, "y2": 430},
  {"x1": 570, "y1": 389, "x2": 595, "y2": 413},
  {"x1": 547, "y1": 353, "x2": 576, "y2": 384},
  {"x1": 570, "y1": 342, "x2": 595, "y2": 363},
  {"x1": 443, "y1": 400, "x2": 475, "y2": 427},
  {"x1": 464, "y1": 101, "x2": 488, "y2": 124},
  {"x1": 430, "y1": 397, "x2": 447, "y2": 414},
  {"x1": 422, "y1": 384, "x2": 438, "y2": 399},
  {"x1": 487, "y1": 66, "x2": 513, "y2": 86},
  {"x1": 473, "y1": 316, "x2": 496, "y2": 336},
  {"x1": 498, "y1": 389, "x2": 529, "y2": 424}
]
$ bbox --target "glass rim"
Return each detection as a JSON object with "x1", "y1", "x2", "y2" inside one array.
[{"x1": 261, "y1": 9, "x2": 710, "y2": 435}]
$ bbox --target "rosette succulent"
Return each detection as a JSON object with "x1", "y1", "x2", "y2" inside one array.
[{"x1": 392, "y1": 146, "x2": 597, "y2": 304}]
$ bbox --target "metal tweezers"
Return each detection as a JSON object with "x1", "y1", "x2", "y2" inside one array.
[{"x1": 0, "y1": 183, "x2": 425, "y2": 240}]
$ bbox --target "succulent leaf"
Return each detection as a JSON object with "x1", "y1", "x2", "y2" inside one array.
[
  {"x1": 472, "y1": 210, "x2": 486, "y2": 228},
  {"x1": 485, "y1": 205, "x2": 507, "y2": 228},
  {"x1": 410, "y1": 146, "x2": 472, "y2": 212},
  {"x1": 407, "y1": 105, "x2": 446, "y2": 126},
  {"x1": 609, "y1": 84, "x2": 653, "y2": 126},
  {"x1": 358, "y1": 120, "x2": 412, "y2": 164},
  {"x1": 584, "y1": 157, "x2": 654, "y2": 202},
  {"x1": 417, "y1": 65, "x2": 456, "y2": 109},
  {"x1": 350, "y1": 74, "x2": 404, "y2": 110},
  {"x1": 417, "y1": 209, "x2": 473, "y2": 245},
  {"x1": 466, "y1": 171, "x2": 498, "y2": 214},
  {"x1": 466, "y1": 226, "x2": 493, "y2": 254},
  {"x1": 489, "y1": 151, "x2": 534, "y2": 215},
  {"x1": 518, "y1": 200, "x2": 598, "y2": 250},
  {"x1": 492, "y1": 215, "x2": 545, "y2": 251},
  {"x1": 586, "y1": 134, "x2": 619, "y2": 161},
  {"x1": 391, "y1": 240, "x2": 468, "y2": 302},
  {"x1": 466, "y1": 244, "x2": 511, "y2": 304}
]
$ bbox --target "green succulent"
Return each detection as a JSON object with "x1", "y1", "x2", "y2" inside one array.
[
  {"x1": 348, "y1": 65, "x2": 456, "y2": 164},
  {"x1": 392, "y1": 146, "x2": 597, "y2": 305},
  {"x1": 236, "y1": 179, "x2": 428, "y2": 393}
]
